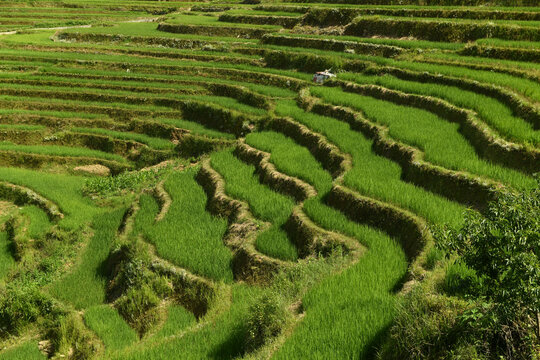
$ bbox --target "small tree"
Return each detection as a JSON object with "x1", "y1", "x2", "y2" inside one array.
[{"x1": 438, "y1": 181, "x2": 540, "y2": 357}]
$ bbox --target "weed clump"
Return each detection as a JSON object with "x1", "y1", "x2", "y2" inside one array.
[{"x1": 245, "y1": 292, "x2": 290, "y2": 352}]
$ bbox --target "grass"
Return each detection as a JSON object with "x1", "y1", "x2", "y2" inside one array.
[
  {"x1": 0, "y1": 231, "x2": 14, "y2": 280},
  {"x1": 275, "y1": 100, "x2": 466, "y2": 229},
  {"x1": 49, "y1": 209, "x2": 125, "y2": 309},
  {"x1": 0, "y1": 340, "x2": 46, "y2": 360},
  {"x1": 0, "y1": 2, "x2": 538, "y2": 358},
  {"x1": 0, "y1": 167, "x2": 99, "y2": 229},
  {"x1": 311, "y1": 86, "x2": 536, "y2": 190},
  {"x1": 151, "y1": 304, "x2": 196, "y2": 340},
  {"x1": 71, "y1": 127, "x2": 175, "y2": 150},
  {"x1": 134, "y1": 169, "x2": 233, "y2": 282},
  {"x1": 276, "y1": 200, "x2": 408, "y2": 360},
  {"x1": 20, "y1": 205, "x2": 51, "y2": 239},
  {"x1": 84, "y1": 305, "x2": 139, "y2": 352},
  {"x1": 339, "y1": 72, "x2": 540, "y2": 147},
  {"x1": 211, "y1": 150, "x2": 298, "y2": 261},
  {"x1": 245, "y1": 131, "x2": 333, "y2": 195},
  {"x1": 0, "y1": 142, "x2": 129, "y2": 163}
]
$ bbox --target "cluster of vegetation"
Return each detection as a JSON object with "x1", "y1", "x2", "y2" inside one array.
[
  {"x1": 0, "y1": 0, "x2": 538, "y2": 359},
  {"x1": 381, "y1": 181, "x2": 540, "y2": 359}
]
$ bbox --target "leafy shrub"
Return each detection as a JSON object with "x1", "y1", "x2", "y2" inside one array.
[
  {"x1": 48, "y1": 313, "x2": 99, "y2": 359},
  {"x1": 436, "y1": 181, "x2": 540, "y2": 358},
  {"x1": 378, "y1": 286, "x2": 479, "y2": 360},
  {"x1": 0, "y1": 285, "x2": 56, "y2": 336},
  {"x1": 245, "y1": 292, "x2": 290, "y2": 352},
  {"x1": 116, "y1": 285, "x2": 160, "y2": 336}
]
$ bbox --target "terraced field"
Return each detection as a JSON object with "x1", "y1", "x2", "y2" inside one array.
[{"x1": 0, "y1": 0, "x2": 538, "y2": 359}]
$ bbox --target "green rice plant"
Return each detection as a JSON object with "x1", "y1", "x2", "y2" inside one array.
[
  {"x1": 314, "y1": 88, "x2": 535, "y2": 189},
  {"x1": 0, "y1": 142, "x2": 128, "y2": 164},
  {"x1": 20, "y1": 205, "x2": 51, "y2": 239},
  {"x1": 108, "y1": 283, "x2": 261, "y2": 360},
  {"x1": 151, "y1": 304, "x2": 196, "y2": 340},
  {"x1": 84, "y1": 305, "x2": 138, "y2": 352},
  {"x1": 49, "y1": 209, "x2": 125, "y2": 309},
  {"x1": 245, "y1": 131, "x2": 333, "y2": 195},
  {"x1": 71, "y1": 127, "x2": 174, "y2": 150},
  {"x1": 0, "y1": 340, "x2": 46, "y2": 360},
  {"x1": 310, "y1": 86, "x2": 536, "y2": 190},
  {"x1": 339, "y1": 72, "x2": 540, "y2": 147},
  {"x1": 210, "y1": 150, "x2": 298, "y2": 261},
  {"x1": 0, "y1": 167, "x2": 99, "y2": 230},
  {"x1": 134, "y1": 169, "x2": 233, "y2": 282},
  {"x1": 275, "y1": 100, "x2": 465, "y2": 228},
  {"x1": 271, "y1": 191, "x2": 408, "y2": 359}
]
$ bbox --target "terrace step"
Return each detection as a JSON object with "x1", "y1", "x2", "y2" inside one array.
[{"x1": 196, "y1": 158, "x2": 289, "y2": 284}]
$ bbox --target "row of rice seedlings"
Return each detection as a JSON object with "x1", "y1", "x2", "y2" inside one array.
[
  {"x1": 49, "y1": 209, "x2": 125, "y2": 310},
  {"x1": 57, "y1": 22, "x2": 260, "y2": 42},
  {"x1": 133, "y1": 169, "x2": 233, "y2": 282},
  {"x1": 224, "y1": 9, "x2": 303, "y2": 17},
  {"x1": 360, "y1": 14, "x2": 540, "y2": 27},
  {"x1": 425, "y1": 51, "x2": 540, "y2": 73},
  {"x1": 149, "y1": 304, "x2": 196, "y2": 341},
  {"x1": 71, "y1": 127, "x2": 175, "y2": 150},
  {"x1": 155, "y1": 118, "x2": 235, "y2": 140},
  {"x1": 210, "y1": 150, "x2": 298, "y2": 261},
  {"x1": 276, "y1": 31, "x2": 464, "y2": 50},
  {"x1": 164, "y1": 13, "x2": 282, "y2": 30},
  {"x1": 0, "y1": 73, "x2": 208, "y2": 95},
  {"x1": 0, "y1": 340, "x2": 46, "y2": 360},
  {"x1": 475, "y1": 38, "x2": 540, "y2": 49},
  {"x1": 245, "y1": 131, "x2": 333, "y2": 195},
  {"x1": 0, "y1": 46, "x2": 313, "y2": 81},
  {"x1": 276, "y1": 200, "x2": 408, "y2": 359},
  {"x1": 275, "y1": 100, "x2": 466, "y2": 229},
  {"x1": 0, "y1": 94, "x2": 182, "y2": 120},
  {"x1": 0, "y1": 142, "x2": 129, "y2": 164},
  {"x1": 0, "y1": 167, "x2": 100, "y2": 230},
  {"x1": 339, "y1": 72, "x2": 540, "y2": 146},
  {"x1": 342, "y1": 52, "x2": 540, "y2": 102},
  {"x1": 20, "y1": 205, "x2": 51, "y2": 240},
  {"x1": 84, "y1": 305, "x2": 138, "y2": 353},
  {"x1": 108, "y1": 284, "x2": 261, "y2": 360},
  {"x1": 34, "y1": 67, "x2": 297, "y2": 98},
  {"x1": 0, "y1": 80, "x2": 267, "y2": 118},
  {"x1": 0, "y1": 108, "x2": 105, "y2": 120},
  {"x1": 311, "y1": 86, "x2": 536, "y2": 190}
]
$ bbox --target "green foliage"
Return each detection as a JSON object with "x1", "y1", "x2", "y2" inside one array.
[
  {"x1": 443, "y1": 261, "x2": 481, "y2": 297},
  {"x1": 0, "y1": 340, "x2": 46, "y2": 360},
  {"x1": 116, "y1": 285, "x2": 160, "y2": 336},
  {"x1": 378, "y1": 285, "x2": 481, "y2": 360},
  {"x1": 245, "y1": 292, "x2": 290, "y2": 352},
  {"x1": 84, "y1": 305, "x2": 138, "y2": 352},
  {"x1": 48, "y1": 313, "x2": 99, "y2": 360},
  {"x1": 0, "y1": 284, "x2": 56, "y2": 336},
  {"x1": 83, "y1": 166, "x2": 171, "y2": 196},
  {"x1": 439, "y1": 184, "x2": 540, "y2": 321},
  {"x1": 432, "y1": 182, "x2": 540, "y2": 359}
]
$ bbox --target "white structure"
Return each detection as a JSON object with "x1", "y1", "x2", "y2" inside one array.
[{"x1": 312, "y1": 69, "x2": 336, "y2": 84}]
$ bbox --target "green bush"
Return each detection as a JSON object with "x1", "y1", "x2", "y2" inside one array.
[
  {"x1": 245, "y1": 292, "x2": 290, "y2": 352},
  {"x1": 116, "y1": 285, "x2": 160, "y2": 336},
  {"x1": 0, "y1": 285, "x2": 55, "y2": 336}
]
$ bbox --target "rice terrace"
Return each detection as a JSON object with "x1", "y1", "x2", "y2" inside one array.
[{"x1": 0, "y1": 0, "x2": 538, "y2": 358}]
